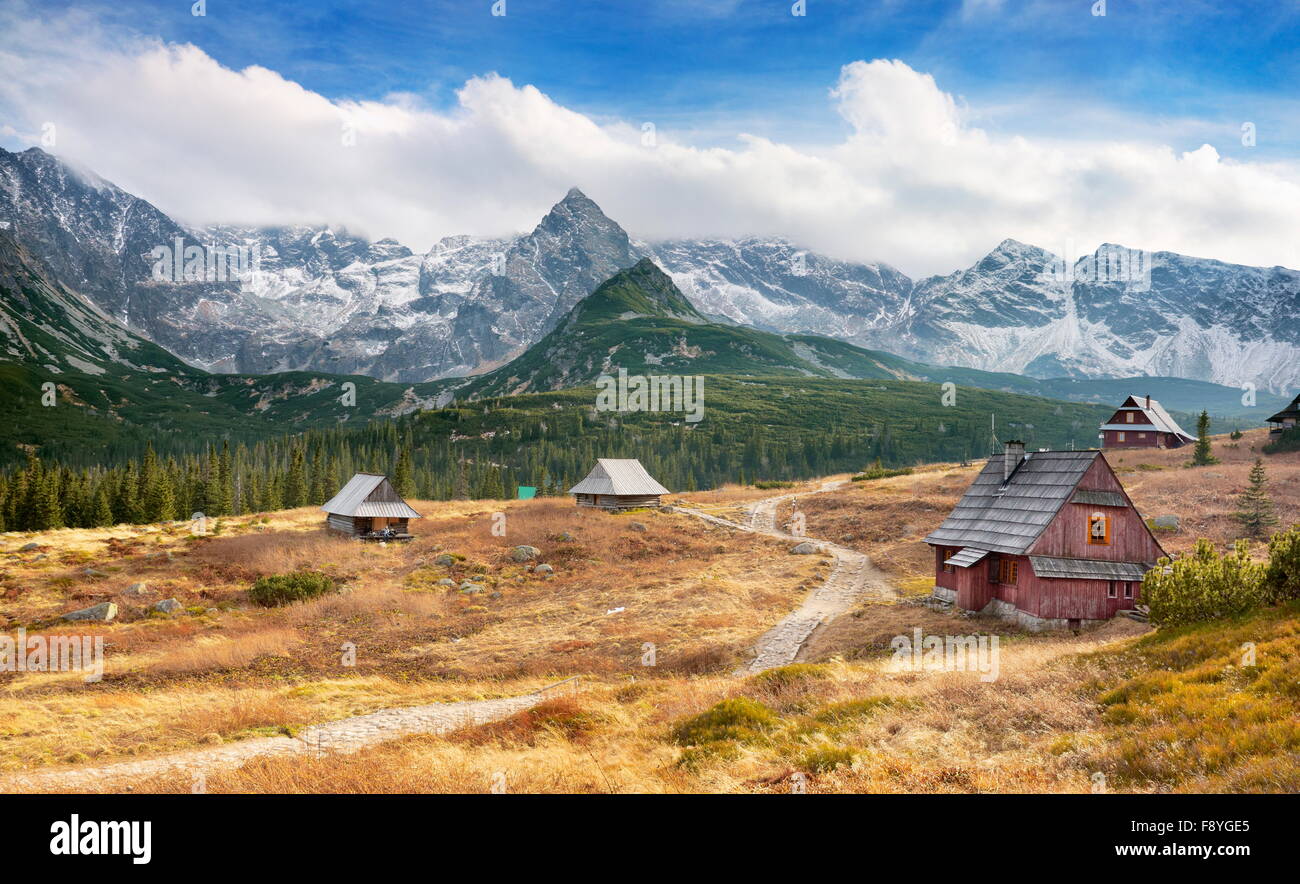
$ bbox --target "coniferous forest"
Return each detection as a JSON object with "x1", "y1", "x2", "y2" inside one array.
[{"x1": 1, "y1": 377, "x2": 1117, "y2": 531}]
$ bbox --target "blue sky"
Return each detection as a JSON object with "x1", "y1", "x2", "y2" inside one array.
[{"x1": 28, "y1": 0, "x2": 1300, "y2": 157}]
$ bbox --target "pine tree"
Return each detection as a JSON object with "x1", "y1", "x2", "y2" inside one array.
[
  {"x1": 1236, "y1": 458, "x2": 1279, "y2": 539},
  {"x1": 1190, "y1": 410, "x2": 1219, "y2": 466},
  {"x1": 393, "y1": 445, "x2": 415, "y2": 498},
  {"x1": 309, "y1": 445, "x2": 327, "y2": 504},
  {"x1": 32, "y1": 468, "x2": 63, "y2": 530},
  {"x1": 285, "y1": 445, "x2": 307, "y2": 508}
]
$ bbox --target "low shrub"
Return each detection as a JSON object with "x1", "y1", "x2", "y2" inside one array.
[
  {"x1": 749, "y1": 663, "x2": 827, "y2": 690},
  {"x1": 247, "y1": 571, "x2": 337, "y2": 607},
  {"x1": 851, "y1": 459, "x2": 913, "y2": 482},
  {"x1": 1142, "y1": 540, "x2": 1265, "y2": 626},
  {"x1": 800, "y1": 745, "x2": 855, "y2": 773},
  {"x1": 1263, "y1": 526, "x2": 1300, "y2": 604},
  {"x1": 670, "y1": 698, "x2": 781, "y2": 746}
]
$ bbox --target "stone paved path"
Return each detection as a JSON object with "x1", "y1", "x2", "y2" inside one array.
[
  {"x1": 2, "y1": 683, "x2": 574, "y2": 793},
  {"x1": 678, "y1": 481, "x2": 896, "y2": 674}
]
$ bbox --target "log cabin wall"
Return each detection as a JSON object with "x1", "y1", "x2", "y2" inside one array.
[{"x1": 1029, "y1": 458, "x2": 1165, "y2": 563}]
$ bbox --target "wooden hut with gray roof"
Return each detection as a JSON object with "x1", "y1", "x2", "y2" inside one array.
[
  {"x1": 321, "y1": 473, "x2": 422, "y2": 540},
  {"x1": 924, "y1": 441, "x2": 1166, "y2": 630},
  {"x1": 568, "y1": 459, "x2": 669, "y2": 510}
]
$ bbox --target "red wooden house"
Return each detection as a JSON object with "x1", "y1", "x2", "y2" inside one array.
[
  {"x1": 925, "y1": 441, "x2": 1166, "y2": 630},
  {"x1": 1098, "y1": 394, "x2": 1194, "y2": 449}
]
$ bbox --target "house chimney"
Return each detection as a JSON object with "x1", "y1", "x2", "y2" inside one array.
[
  {"x1": 1145, "y1": 394, "x2": 1151, "y2": 409},
  {"x1": 1003, "y1": 440, "x2": 1025, "y2": 482}
]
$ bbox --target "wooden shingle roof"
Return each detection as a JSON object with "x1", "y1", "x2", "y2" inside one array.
[
  {"x1": 568, "y1": 459, "x2": 669, "y2": 496},
  {"x1": 923, "y1": 451, "x2": 1100, "y2": 555},
  {"x1": 321, "y1": 474, "x2": 422, "y2": 519},
  {"x1": 1267, "y1": 393, "x2": 1300, "y2": 424}
]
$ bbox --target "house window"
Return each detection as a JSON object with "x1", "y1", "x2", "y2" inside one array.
[
  {"x1": 1124, "y1": 582, "x2": 1134, "y2": 600},
  {"x1": 1117, "y1": 431, "x2": 1126, "y2": 442},
  {"x1": 998, "y1": 559, "x2": 1018, "y2": 584},
  {"x1": 942, "y1": 549, "x2": 956, "y2": 574},
  {"x1": 1137, "y1": 432, "x2": 1146, "y2": 439},
  {"x1": 1126, "y1": 412, "x2": 1134, "y2": 423},
  {"x1": 987, "y1": 558, "x2": 999, "y2": 584},
  {"x1": 1088, "y1": 512, "x2": 1111, "y2": 545},
  {"x1": 1107, "y1": 582, "x2": 1117, "y2": 599}
]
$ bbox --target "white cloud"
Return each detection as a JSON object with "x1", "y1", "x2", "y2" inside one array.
[{"x1": 3, "y1": 12, "x2": 1300, "y2": 277}]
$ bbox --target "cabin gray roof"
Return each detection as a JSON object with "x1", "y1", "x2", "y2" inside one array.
[
  {"x1": 946, "y1": 547, "x2": 989, "y2": 568},
  {"x1": 1267, "y1": 393, "x2": 1300, "y2": 424},
  {"x1": 321, "y1": 473, "x2": 422, "y2": 519},
  {"x1": 568, "y1": 459, "x2": 670, "y2": 496},
  {"x1": 1071, "y1": 490, "x2": 1127, "y2": 507},
  {"x1": 923, "y1": 451, "x2": 1100, "y2": 555},
  {"x1": 1103, "y1": 395, "x2": 1194, "y2": 441},
  {"x1": 1029, "y1": 556, "x2": 1152, "y2": 581}
]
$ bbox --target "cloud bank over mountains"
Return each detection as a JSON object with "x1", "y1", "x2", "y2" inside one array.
[{"x1": 3, "y1": 8, "x2": 1300, "y2": 277}]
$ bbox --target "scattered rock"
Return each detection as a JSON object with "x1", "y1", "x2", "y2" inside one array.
[
  {"x1": 459, "y1": 582, "x2": 485, "y2": 594},
  {"x1": 82, "y1": 567, "x2": 107, "y2": 577},
  {"x1": 63, "y1": 602, "x2": 117, "y2": 622},
  {"x1": 436, "y1": 578, "x2": 455, "y2": 587},
  {"x1": 629, "y1": 522, "x2": 647, "y2": 532},
  {"x1": 19, "y1": 542, "x2": 40, "y2": 552},
  {"x1": 659, "y1": 506, "x2": 675, "y2": 514},
  {"x1": 556, "y1": 531, "x2": 576, "y2": 542},
  {"x1": 535, "y1": 563, "x2": 554, "y2": 576},
  {"x1": 489, "y1": 591, "x2": 503, "y2": 600},
  {"x1": 510, "y1": 545, "x2": 541, "y2": 562},
  {"x1": 840, "y1": 534, "x2": 856, "y2": 542},
  {"x1": 151, "y1": 598, "x2": 183, "y2": 615},
  {"x1": 434, "y1": 554, "x2": 456, "y2": 566},
  {"x1": 790, "y1": 541, "x2": 818, "y2": 555},
  {"x1": 122, "y1": 582, "x2": 150, "y2": 597},
  {"x1": 1152, "y1": 514, "x2": 1180, "y2": 530}
]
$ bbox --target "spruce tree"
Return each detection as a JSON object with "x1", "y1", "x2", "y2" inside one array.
[
  {"x1": 1190, "y1": 410, "x2": 1219, "y2": 466},
  {"x1": 285, "y1": 445, "x2": 307, "y2": 508},
  {"x1": 1236, "y1": 458, "x2": 1279, "y2": 539},
  {"x1": 393, "y1": 445, "x2": 415, "y2": 498}
]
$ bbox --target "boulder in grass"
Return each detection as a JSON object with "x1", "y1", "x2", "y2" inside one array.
[
  {"x1": 629, "y1": 522, "x2": 647, "y2": 533},
  {"x1": 1152, "y1": 514, "x2": 1180, "y2": 531},
  {"x1": 535, "y1": 563, "x2": 554, "y2": 577},
  {"x1": 790, "y1": 541, "x2": 819, "y2": 555},
  {"x1": 19, "y1": 542, "x2": 40, "y2": 552},
  {"x1": 434, "y1": 553, "x2": 456, "y2": 567},
  {"x1": 436, "y1": 578, "x2": 456, "y2": 587},
  {"x1": 151, "y1": 598, "x2": 183, "y2": 615},
  {"x1": 63, "y1": 602, "x2": 117, "y2": 622},
  {"x1": 459, "y1": 582, "x2": 486, "y2": 594},
  {"x1": 510, "y1": 545, "x2": 541, "y2": 562},
  {"x1": 123, "y1": 582, "x2": 150, "y2": 597}
]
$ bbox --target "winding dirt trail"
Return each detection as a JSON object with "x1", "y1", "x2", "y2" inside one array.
[
  {"x1": 1, "y1": 680, "x2": 578, "y2": 793},
  {"x1": 677, "y1": 479, "x2": 897, "y2": 674}
]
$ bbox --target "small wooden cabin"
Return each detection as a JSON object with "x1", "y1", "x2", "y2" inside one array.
[
  {"x1": 1266, "y1": 393, "x2": 1300, "y2": 435},
  {"x1": 321, "y1": 473, "x2": 422, "y2": 541},
  {"x1": 924, "y1": 441, "x2": 1166, "y2": 630},
  {"x1": 1098, "y1": 394, "x2": 1194, "y2": 449},
  {"x1": 568, "y1": 459, "x2": 669, "y2": 510}
]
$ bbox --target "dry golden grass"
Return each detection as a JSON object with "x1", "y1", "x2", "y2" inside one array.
[
  {"x1": 0, "y1": 496, "x2": 820, "y2": 772},
  {"x1": 6, "y1": 435, "x2": 1297, "y2": 793}
]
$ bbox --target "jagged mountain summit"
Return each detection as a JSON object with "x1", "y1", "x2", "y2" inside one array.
[{"x1": 2, "y1": 145, "x2": 1298, "y2": 393}]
